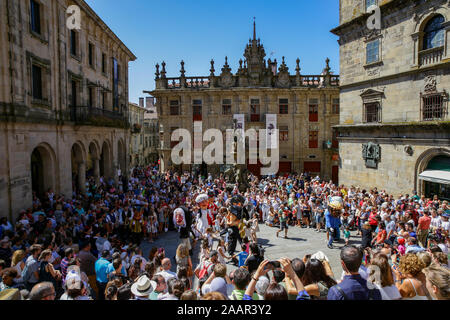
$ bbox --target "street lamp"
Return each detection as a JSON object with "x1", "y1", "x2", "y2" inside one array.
[{"x1": 325, "y1": 140, "x2": 332, "y2": 149}]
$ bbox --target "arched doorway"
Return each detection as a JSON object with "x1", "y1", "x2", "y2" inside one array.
[
  {"x1": 31, "y1": 145, "x2": 56, "y2": 200},
  {"x1": 100, "y1": 141, "x2": 112, "y2": 180},
  {"x1": 418, "y1": 154, "x2": 450, "y2": 200}
]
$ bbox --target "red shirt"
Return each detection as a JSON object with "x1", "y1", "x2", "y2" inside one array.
[{"x1": 418, "y1": 215, "x2": 431, "y2": 230}]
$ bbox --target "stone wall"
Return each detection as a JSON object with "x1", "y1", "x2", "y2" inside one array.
[{"x1": 339, "y1": 141, "x2": 450, "y2": 195}]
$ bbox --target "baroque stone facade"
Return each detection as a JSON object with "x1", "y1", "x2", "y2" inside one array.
[
  {"x1": 0, "y1": 0, "x2": 136, "y2": 220},
  {"x1": 332, "y1": 0, "x2": 450, "y2": 198},
  {"x1": 148, "y1": 23, "x2": 340, "y2": 179}
]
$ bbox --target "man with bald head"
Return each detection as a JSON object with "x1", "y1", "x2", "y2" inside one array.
[
  {"x1": 155, "y1": 258, "x2": 177, "y2": 286},
  {"x1": 28, "y1": 282, "x2": 56, "y2": 300}
]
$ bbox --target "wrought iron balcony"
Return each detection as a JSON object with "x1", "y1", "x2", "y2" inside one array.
[{"x1": 70, "y1": 106, "x2": 128, "y2": 128}]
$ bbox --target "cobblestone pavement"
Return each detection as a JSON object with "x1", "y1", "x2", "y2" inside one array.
[{"x1": 140, "y1": 223, "x2": 362, "y2": 287}]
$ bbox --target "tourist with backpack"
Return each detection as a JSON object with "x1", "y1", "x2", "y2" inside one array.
[{"x1": 194, "y1": 250, "x2": 218, "y2": 293}]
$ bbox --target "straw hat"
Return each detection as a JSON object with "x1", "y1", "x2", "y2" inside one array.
[{"x1": 131, "y1": 275, "x2": 156, "y2": 297}]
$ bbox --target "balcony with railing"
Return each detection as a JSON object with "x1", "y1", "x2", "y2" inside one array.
[
  {"x1": 70, "y1": 106, "x2": 128, "y2": 128},
  {"x1": 419, "y1": 46, "x2": 444, "y2": 67},
  {"x1": 151, "y1": 58, "x2": 339, "y2": 91}
]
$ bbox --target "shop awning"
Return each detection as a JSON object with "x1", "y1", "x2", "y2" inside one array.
[{"x1": 419, "y1": 170, "x2": 450, "y2": 185}]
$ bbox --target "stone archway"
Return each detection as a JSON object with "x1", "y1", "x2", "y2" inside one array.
[
  {"x1": 100, "y1": 140, "x2": 113, "y2": 180},
  {"x1": 415, "y1": 147, "x2": 450, "y2": 195},
  {"x1": 31, "y1": 144, "x2": 56, "y2": 200},
  {"x1": 71, "y1": 142, "x2": 87, "y2": 194}
]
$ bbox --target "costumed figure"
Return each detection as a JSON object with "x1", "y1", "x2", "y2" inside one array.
[
  {"x1": 195, "y1": 193, "x2": 210, "y2": 236},
  {"x1": 173, "y1": 207, "x2": 194, "y2": 256},
  {"x1": 207, "y1": 191, "x2": 218, "y2": 227},
  {"x1": 224, "y1": 195, "x2": 247, "y2": 255},
  {"x1": 325, "y1": 196, "x2": 343, "y2": 249}
]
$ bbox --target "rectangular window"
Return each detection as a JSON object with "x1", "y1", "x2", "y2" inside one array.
[
  {"x1": 279, "y1": 126, "x2": 289, "y2": 141},
  {"x1": 279, "y1": 99, "x2": 289, "y2": 114},
  {"x1": 332, "y1": 98, "x2": 340, "y2": 114},
  {"x1": 193, "y1": 99, "x2": 202, "y2": 121},
  {"x1": 88, "y1": 43, "x2": 94, "y2": 67},
  {"x1": 102, "y1": 53, "x2": 106, "y2": 73},
  {"x1": 364, "y1": 102, "x2": 380, "y2": 123},
  {"x1": 71, "y1": 80, "x2": 77, "y2": 107},
  {"x1": 30, "y1": 0, "x2": 41, "y2": 34},
  {"x1": 170, "y1": 100, "x2": 180, "y2": 116},
  {"x1": 422, "y1": 94, "x2": 445, "y2": 121},
  {"x1": 250, "y1": 99, "x2": 260, "y2": 122},
  {"x1": 112, "y1": 58, "x2": 119, "y2": 110},
  {"x1": 222, "y1": 99, "x2": 232, "y2": 115},
  {"x1": 70, "y1": 30, "x2": 77, "y2": 56},
  {"x1": 32, "y1": 65, "x2": 43, "y2": 100},
  {"x1": 309, "y1": 131, "x2": 318, "y2": 149},
  {"x1": 366, "y1": 40, "x2": 380, "y2": 64},
  {"x1": 309, "y1": 100, "x2": 319, "y2": 122}
]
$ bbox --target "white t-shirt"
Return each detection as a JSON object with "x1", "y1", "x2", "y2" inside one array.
[
  {"x1": 430, "y1": 217, "x2": 441, "y2": 229},
  {"x1": 375, "y1": 284, "x2": 402, "y2": 300},
  {"x1": 441, "y1": 220, "x2": 450, "y2": 233}
]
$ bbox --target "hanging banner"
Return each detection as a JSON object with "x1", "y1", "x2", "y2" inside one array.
[
  {"x1": 266, "y1": 114, "x2": 277, "y2": 149},
  {"x1": 233, "y1": 114, "x2": 245, "y2": 130}
]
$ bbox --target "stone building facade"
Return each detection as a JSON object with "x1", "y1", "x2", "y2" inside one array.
[
  {"x1": 142, "y1": 96, "x2": 159, "y2": 165},
  {"x1": 331, "y1": 0, "x2": 450, "y2": 199},
  {"x1": 128, "y1": 102, "x2": 145, "y2": 167},
  {"x1": 148, "y1": 23, "x2": 340, "y2": 179},
  {"x1": 0, "y1": 0, "x2": 136, "y2": 220}
]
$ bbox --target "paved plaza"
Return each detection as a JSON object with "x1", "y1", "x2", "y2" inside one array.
[{"x1": 141, "y1": 223, "x2": 362, "y2": 283}]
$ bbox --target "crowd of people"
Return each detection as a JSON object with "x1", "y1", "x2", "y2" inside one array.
[{"x1": 0, "y1": 165, "x2": 448, "y2": 301}]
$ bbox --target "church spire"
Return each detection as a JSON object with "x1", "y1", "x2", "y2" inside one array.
[{"x1": 253, "y1": 17, "x2": 256, "y2": 41}]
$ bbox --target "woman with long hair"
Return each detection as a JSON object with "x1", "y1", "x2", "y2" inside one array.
[
  {"x1": 301, "y1": 258, "x2": 337, "y2": 300},
  {"x1": 368, "y1": 253, "x2": 401, "y2": 300},
  {"x1": 175, "y1": 244, "x2": 193, "y2": 279}
]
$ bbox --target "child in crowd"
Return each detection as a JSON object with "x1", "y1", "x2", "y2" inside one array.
[{"x1": 343, "y1": 226, "x2": 350, "y2": 246}]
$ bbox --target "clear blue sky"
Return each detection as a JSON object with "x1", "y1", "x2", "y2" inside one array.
[{"x1": 86, "y1": 0, "x2": 340, "y2": 104}]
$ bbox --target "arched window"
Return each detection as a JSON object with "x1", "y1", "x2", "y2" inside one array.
[{"x1": 423, "y1": 15, "x2": 445, "y2": 50}]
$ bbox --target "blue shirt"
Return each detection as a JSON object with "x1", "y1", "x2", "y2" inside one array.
[
  {"x1": 325, "y1": 210, "x2": 341, "y2": 229},
  {"x1": 106, "y1": 262, "x2": 127, "y2": 277},
  {"x1": 236, "y1": 251, "x2": 248, "y2": 267},
  {"x1": 327, "y1": 274, "x2": 382, "y2": 300},
  {"x1": 95, "y1": 258, "x2": 110, "y2": 283}
]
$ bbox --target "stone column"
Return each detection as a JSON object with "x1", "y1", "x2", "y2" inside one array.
[{"x1": 77, "y1": 161, "x2": 86, "y2": 194}]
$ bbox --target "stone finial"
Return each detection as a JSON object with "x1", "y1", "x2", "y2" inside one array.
[
  {"x1": 253, "y1": 17, "x2": 256, "y2": 41},
  {"x1": 295, "y1": 58, "x2": 301, "y2": 75},
  {"x1": 325, "y1": 57, "x2": 331, "y2": 75},
  {"x1": 180, "y1": 60, "x2": 185, "y2": 77},
  {"x1": 155, "y1": 63, "x2": 160, "y2": 80},
  {"x1": 222, "y1": 56, "x2": 231, "y2": 73},
  {"x1": 239, "y1": 59, "x2": 243, "y2": 69},
  {"x1": 161, "y1": 61, "x2": 167, "y2": 78},
  {"x1": 278, "y1": 56, "x2": 288, "y2": 73},
  {"x1": 210, "y1": 59, "x2": 215, "y2": 76}
]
